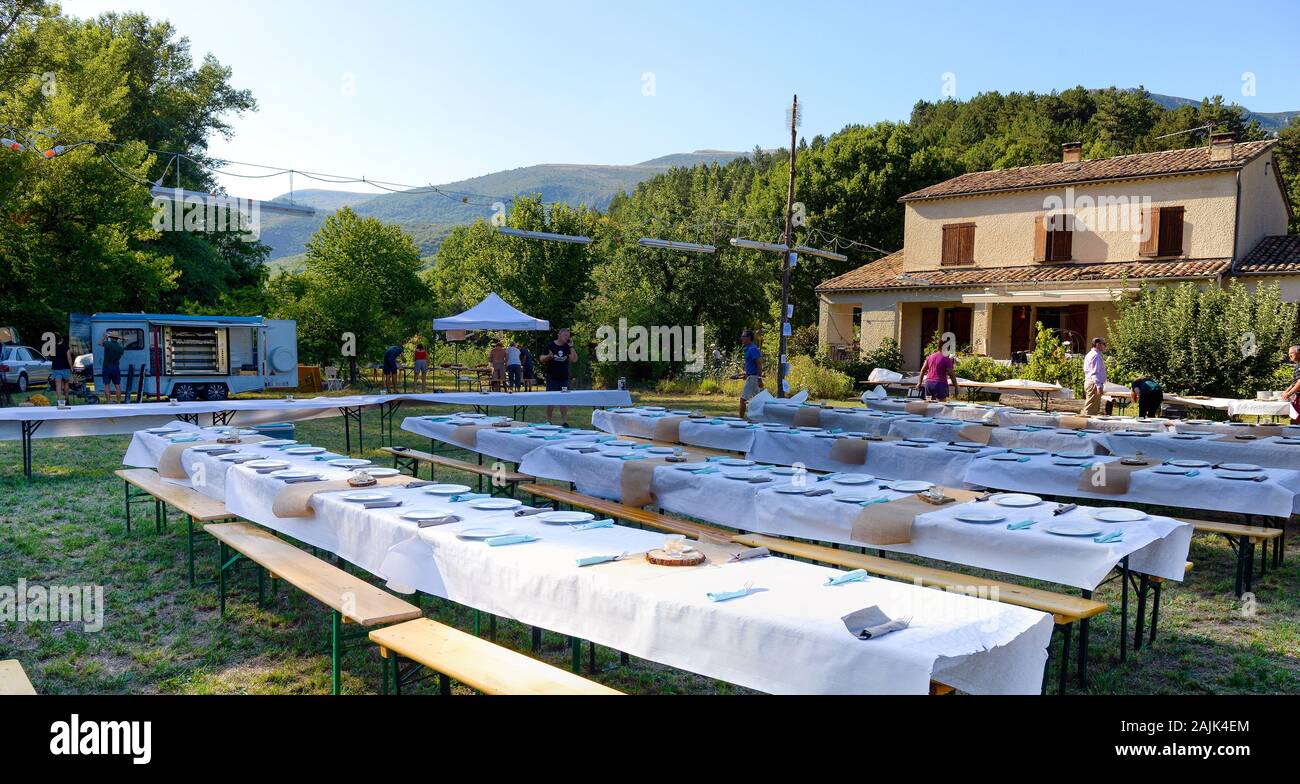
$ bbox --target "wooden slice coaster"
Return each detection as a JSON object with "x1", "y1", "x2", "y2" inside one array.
[{"x1": 645, "y1": 548, "x2": 706, "y2": 567}]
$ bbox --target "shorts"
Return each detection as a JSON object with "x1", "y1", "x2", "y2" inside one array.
[
  {"x1": 382, "y1": 361, "x2": 398, "y2": 374},
  {"x1": 922, "y1": 379, "x2": 949, "y2": 401},
  {"x1": 413, "y1": 359, "x2": 428, "y2": 373},
  {"x1": 51, "y1": 369, "x2": 71, "y2": 381},
  {"x1": 102, "y1": 365, "x2": 121, "y2": 385},
  {"x1": 546, "y1": 376, "x2": 569, "y2": 392},
  {"x1": 741, "y1": 375, "x2": 763, "y2": 401}
]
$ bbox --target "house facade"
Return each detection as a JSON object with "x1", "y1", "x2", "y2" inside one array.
[{"x1": 817, "y1": 135, "x2": 1294, "y2": 370}]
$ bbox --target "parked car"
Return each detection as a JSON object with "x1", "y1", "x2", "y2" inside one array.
[{"x1": 0, "y1": 344, "x2": 52, "y2": 392}]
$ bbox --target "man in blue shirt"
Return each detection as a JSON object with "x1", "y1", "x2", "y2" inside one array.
[
  {"x1": 382, "y1": 345, "x2": 402, "y2": 392},
  {"x1": 736, "y1": 328, "x2": 763, "y2": 418}
]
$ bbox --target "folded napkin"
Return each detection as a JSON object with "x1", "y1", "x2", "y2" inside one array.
[
  {"x1": 362, "y1": 500, "x2": 403, "y2": 510},
  {"x1": 691, "y1": 466, "x2": 720, "y2": 475},
  {"x1": 281, "y1": 475, "x2": 324, "y2": 484},
  {"x1": 449, "y1": 493, "x2": 491, "y2": 502},
  {"x1": 168, "y1": 436, "x2": 201, "y2": 443},
  {"x1": 818, "y1": 473, "x2": 843, "y2": 482},
  {"x1": 543, "y1": 435, "x2": 567, "y2": 441},
  {"x1": 706, "y1": 587, "x2": 754, "y2": 602},
  {"x1": 486, "y1": 534, "x2": 539, "y2": 547},
  {"x1": 729, "y1": 547, "x2": 770, "y2": 562},
  {"x1": 573, "y1": 518, "x2": 615, "y2": 531},
  {"x1": 858, "y1": 497, "x2": 891, "y2": 507},
  {"x1": 826, "y1": 569, "x2": 869, "y2": 586},
  {"x1": 576, "y1": 447, "x2": 600, "y2": 454},
  {"x1": 803, "y1": 488, "x2": 833, "y2": 497},
  {"x1": 1094, "y1": 530, "x2": 1124, "y2": 544},
  {"x1": 417, "y1": 515, "x2": 460, "y2": 528},
  {"x1": 576, "y1": 554, "x2": 620, "y2": 567},
  {"x1": 706, "y1": 456, "x2": 730, "y2": 463},
  {"x1": 843, "y1": 606, "x2": 910, "y2": 640},
  {"x1": 747, "y1": 476, "x2": 773, "y2": 484},
  {"x1": 514, "y1": 507, "x2": 548, "y2": 517},
  {"x1": 1006, "y1": 519, "x2": 1037, "y2": 530},
  {"x1": 312, "y1": 454, "x2": 346, "y2": 461}
]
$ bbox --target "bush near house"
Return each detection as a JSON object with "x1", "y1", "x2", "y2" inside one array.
[
  {"x1": 1106, "y1": 281, "x2": 1298, "y2": 397},
  {"x1": 954, "y1": 354, "x2": 1017, "y2": 384},
  {"x1": 788, "y1": 355, "x2": 854, "y2": 399},
  {"x1": 1025, "y1": 322, "x2": 1085, "y2": 396},
  {"x1": 788, "y1": 324, "x2": 821, "y2": 357}
]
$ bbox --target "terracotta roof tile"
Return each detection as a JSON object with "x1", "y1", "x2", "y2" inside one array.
[
  {"x1": 817, "y1": 252, "x2": 1231, "y2": 292},
  {"x1": 900, "y1": 140, "x2": 1277, "y2": 202},
  {"x1": 1236, "y1": 235, "x2": 1300, "y2": 274}
]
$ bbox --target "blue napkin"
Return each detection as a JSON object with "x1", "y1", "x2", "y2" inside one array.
[
  {"x1": 573, "y1": 518, "x2": 615, "y2": 531},
  {"x1": 576, "y1": 554, "x2": 620, "y2": 567},
  {"x1": 706, "y1": 587, "x2": 753, "y2": 602},
  {"x1": 169, "y1": 436, "x2": 200, "y2": 443},
  {"x1": 281, "y1": 443, "x2": 310, "y2": 450},
  {"x1": 449, "y1": 493, "x2": 491, "y2": 502},
  {"x1": 424, "y1": 416, "x2": 452, "y2": 422},
  {"x1": 487, "y1": 534, "x2": 539, "y2": 547},
  {"x1": 826, "y1": 569, "x2": 869, "y2": 586},
  {"x1": 631, "y1": 443, "x2": 655, "y2": 450},
  {"x1": 1006, "y1": 519, "x2": 1037, "y2": 530},
  {"x1": 313, "y1": 454, "x2": 345, "y2": 461},
  {"x1": 818, "y1": 473, "x2": 843, "y2": 482},
  {"x1": 619, "y1": 453, "x2": 648, "y2": 461},
  {"x1": 543, "y1": 435, "x2": 566, "y2": 441},
  {"x1": 1094, "y1": 531, "x2": 1123, "y2": 544},
  {"x1": 708, "y1": 419, "x2": 724, "y2": 425},
  {"x1": 691, "y1": 466, "x2": 720, "y2": 475},
  {"x1": 830, "y1": 428, "x2": 844, "y2": 434},
  {"x1": 859, "y1": 497, "x2": 891, "y2": 507},
  {"x1": 596, "y1": 436, "x2": 618, "y2": 443},
  {"x1": 706, "y1": 456, "x2": 730, "y2": 463}
]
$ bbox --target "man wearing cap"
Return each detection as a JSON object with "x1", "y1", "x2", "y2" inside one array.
[{"x1": 736, "y1": 328, "x2": 763, "y2": 418}]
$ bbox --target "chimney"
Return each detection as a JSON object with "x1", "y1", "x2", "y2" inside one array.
[
  {"x1": 1061, "y1": 142, "x2": 1083, "y2": 165},
  {"x1": 1209, "y1": 131, "x2": 1236, "y2": 162}
]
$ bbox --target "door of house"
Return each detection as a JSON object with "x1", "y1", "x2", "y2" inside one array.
[
  {"x1": 919, "y1": 307, "x2": 939, "y2": 358},
  {"x1": 1035, "y1": 305, "x2": 1089, "y2": 353},
  {"x1": 943, "y1": 307, "x2": 973, "y2": 351},
  {"x1": 1011, "y1": 305, "x2": 1032, "y2": 355}
]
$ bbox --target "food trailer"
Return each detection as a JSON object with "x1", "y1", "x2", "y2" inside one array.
[{"x1": 70, "y1": 313, "x2": 298, "y2": 401}]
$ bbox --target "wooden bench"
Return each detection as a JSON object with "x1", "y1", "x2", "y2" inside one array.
[
  {"x1": 204, "y1": 522, "x2": 423, "y2": 694},
  {"x1": 0, "y1": 660, "x2": 36, "y2": 695},
  {"x1": 114, "y1": 468, "x2": 238, "y2": 586},
  {"x1": 369, "y1": 618, "x2": 622, "y2": 695},
  {"x1": 521, "y1": 483, "x2": 734, "y2": 544},
  {"x1": 732, "y1": 533, "x2": 1107, "y2": 694},
  {"x1": 382, "y1": 446, "x2": 532, "y2": 495},
  {"x1": 1182, "y1": 518, "x2": 1283, "y2": 596}
]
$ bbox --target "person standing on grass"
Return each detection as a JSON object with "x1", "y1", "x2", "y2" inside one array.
[
  {"x1": 382, "y1": 344, "x2": 402, "y2": 392},
  {"x1": 1130, "y1": 376, "x2": 1164, "y2": 419},
  {"x1": 412, "y1": 342, "x2": 429, "y2": 391},
  {"x1": 917, "y1": 345, "x2": 958, "y2": 402},
  {"x1": 735, "y1": 328, "x2": 763, "y2": 418},
  {"x1": 50, "y1": 332, "x2": 73, "y2": 402},
  {"x1": 1083, "y1": 337, "x2": 1108, "y2": 415},
  {"x1": 520, "y1": 344, "x2": 534, "y2": 389},
  {"x1": 1282, "y1": 345, "x2": 1300, "y2": 425},
  {"x1": 542, "y1": 328, "x2": 577, "y2": 426},
  {"x1": 488, "y1": 340, "x2": 508, "y2": 392},
  {"x1": 99, "y1": 332, "x2": 124, "y2": 403},
  {"x1": 506, "y1": 341, "x2": 523, "y2": 391}
]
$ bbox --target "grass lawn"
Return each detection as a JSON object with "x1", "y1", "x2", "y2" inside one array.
[{"x1": 2, "y1": 387, "x2": 1297, "y2": 695}]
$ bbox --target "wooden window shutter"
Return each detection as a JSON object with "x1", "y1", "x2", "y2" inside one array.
[
  {"x1": 1033, "y1": 215, "x2": 1047, "y2": 262},
  {"x1": 1158, "y1": 206, "x2": 1184, "y2": 257},
  {"x1": 1050, "y1": 215, "x2": 1072, "y2": 261},
  {"x1": 958, "y1": 224, "x2": 975, "y2": 264},
  {"x1": 1139, "y1": 207, "x2": 1161, "y2": 257},
  {"x1": 942, "y1": 225, "x2": 958, "y2": 265}
]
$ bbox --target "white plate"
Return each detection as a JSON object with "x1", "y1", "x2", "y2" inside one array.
[
  {"x1": 245, "y1": 459, "x2": 290, "y2": 470},
  {"x1": 457, "y1": 527, "x2": 514, "y2": 540},
  {"x1": 271, "y1": 469, "x2": 319, "y2": 480},
  {"x1": 460, "y1": 413, "x2": 487, "y2": 419},
  {"x1": 470, "y1": 498, "x2": 523, "y2": 510},
  {"x1": 720, "y1": 458, "x2": 755, "y2": 467},
  {"x1": 761, "y1": 422, "x2": 786, "y2": 429},
  {"x1": 673, "y1": 462, "x2": 711, "y2": 471},
  {"x1": 327, "y1": 459, "x2": 372, "y2": 469},
  {"x1": 218, "y1": 453, "x2": 255, "y2": 462},
  {"x1": 1091, "y1": 508, "x2": 1147, "y2": 522},
  {"x1": 536, "y1": 511, "x2": 595, "y2": 525},
  {"x1": 611, "y1": 408, "x2": 637, "y2": 414},
  {"x1": 192, "y1": 444, "x2": 230, "y2": 453},
  {"x1": 954, "y1": 510, "x2": 1006, "y2": 524},
  {"x1": 991, "y1": 493, "x2": 1042, "y2": 508},
  {"x1": 904, "y1": 437, "x2": 937, "y2": 444},
  {"x1": 885, "y1": 480, "x2": 933, "y2": 493},
  {"x1": 423, "y1": 484, "x2": 471, "y2": 495},
  {"x1": 1215, "y1": 472, "x2": 1260, "y2": 481},
  {"x1": 366, "y1": 467, "x2": 401, "y2": 478},
  {"x1": 722, "y1": 470, "x2": 759, "y2": 480},
  {"x1": 1011, "y1": 448, "x2": 1047, "y2": 456},
  {"x1": 1045, "y1": 522, "x2": 1104, "y2": 537},
  {"x1": 259, "y1": 439, "x2": 298, "y2": 447},
  {"x1": 400, "y1": 509, "x2": 456, "y2": 522},
  {"x1": 641, "y1": 406, "x2": 667, "y2": 412},
  {"x1": 1152, "y1": 466, "x2": 1196, "y2": 475},
  {"x1": 991, "y1": 454, "x2": 1025, "y2": 462},
  {"x1": 606, "y1": 440, "x2": 638, "y2": 448},
  {"x1": 832, "y1": 474, "x2": 875, "y2": 485},
  {"x1": 772, "y1": 485, "x2": 811, "y2": 494},
  {"x1": 533, "y1": 424, "x2": 562, "y2": 431},
  {"x1": 647, "y1": 447, "x2": 676, "y2": 454},
  {"x1": 834, "y1": 494, "x2": 879, "y2": 503},
  {"x1": 1052, "y1": 459, "x2": 1088, "y2": 466},
  {"x1": 1052, "y1": 452, "x2": 1093, "y2": 460},
  {"x1": 342, "y1": 491, "x2": 391, "y2": 503},
  {"x1": 1170, "y1": 434, "x2": 1203, "y2": 440},
  {"x1": 1169, "y1": 460, "x2": 1210, "y2": 468},
  {"x1": 719, "y1": 417, "x2": 744, "y2": 422},
  {"x1": 1218, "y1": 463, "x2": 1262, "y2": 472},
  {"x1": 285, "y1": 447, "x2": 326, "y2": 456},
  {"x1": 562, "y1": 442, "x2": 594, "y2": 450},
  {"x1": 769, "y1": 466, "x2": 801, "y2": 475},
  {"x1": 952, "y1": 441, "x2": 986, "y2": 448}
]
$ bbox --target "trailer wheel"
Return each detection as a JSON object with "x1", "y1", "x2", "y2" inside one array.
[
  {"x1": 203, "y1": 384, "x2": 229, "y2": 401},
  {"x1": 171, "y1": 383, "x2": 198, "y2": 402}
]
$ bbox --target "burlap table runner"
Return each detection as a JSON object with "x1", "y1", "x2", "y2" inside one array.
[
  {"x1": 1076, "y1": 457, "x2": 1158, "y2": 495},
  {"x1": 448, "y1": 423, "x2": 507, "y2": 448},
  {"x1": 1057, "y1": 415, "x2": 1091, "y2": 430},
  {"x1": 956, "y1": 424, "x2": 993, "y2": 444},
  {"x1": 652, "y1": 416, "x2": 689, "y2": 444},
  {"x1": 792, "y1": 407, "x2": 823, "y2": 428},
  {"x1": 904, "y1": 400, "x2": 931, "y2": 415},
  {"x1": 851, "y1": 495, "x2": 935, "y2": 545},
  {"x1": 271, "y1": 475, "x2": 417, "y2": 518},
  {"x1": 619, "y1": 451, "x2": 710, "y2": 508},
  {"x1": 158, "y1": 435, "x2": 270, "y2": 479},
  {"x1": 829, "y1": 438, "x2": 869, "y2": 464}
]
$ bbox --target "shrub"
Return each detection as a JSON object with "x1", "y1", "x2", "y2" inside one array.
[
  {"x1": 863, "y1": 337, "x2": 904, "y2": 372},
  {"x1": 1025, "y1": 322, "x2": 1084, "y2": 396},
  {"x1": 788, "y1": 324, "x2": 820, "y2": 357},
  {"x1": 954, "y1": 354, "x2": 1015, "y2": 383},
  {"x1": 787, "y1": 355, "x2": 854, "y2": 399}
]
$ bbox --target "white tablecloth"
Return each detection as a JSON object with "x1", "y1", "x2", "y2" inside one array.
[
  {"x1": 400, "y1": 415, "x2": 604, "y2": 464},
  {"x1": 885, "y1": 418, "x2": 1102, "y2": 454},
  {"x1": 121, "y1": 421, "x2": 209, "y2": 468},
  {"x1": 1096, "y1": 430, "x2": 1300, "y2": 474},
  {"x1": 747, "y1": 430, "x2": 1003, "y2": 485},
  {"x1": 1165, "y1": 395, "x2": 1294, "y2": 419},
  {"x1": 964, "y1": 452, "x2": 1300, "y2": 519}
]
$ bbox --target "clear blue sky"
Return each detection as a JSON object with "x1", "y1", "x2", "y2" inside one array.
[{"x1": 61, "y1": 0, "x2": 1300, "y2": 200}]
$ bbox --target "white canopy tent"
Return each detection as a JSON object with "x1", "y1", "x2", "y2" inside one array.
[{"x1": 430, "y1": 293, "x2": 550, "y2": 386}]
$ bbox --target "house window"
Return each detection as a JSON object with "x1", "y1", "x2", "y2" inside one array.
[
  {"x1": 1034, "y1": 213, "x2": 1073, "y2": 262},
  {"x1": 943, "y1": 307, "x2": 973, "y2": 351},
  {"x1": 941, "y1": 223, "x2": 975, "y2": 265},
  {"x1": 1139, "y1": 206, "x2": 1185, "y2": 257}
]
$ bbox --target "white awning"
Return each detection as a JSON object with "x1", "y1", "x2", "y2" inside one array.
[{"x1": 432, "y1": 293, "x2": 550, "y2": 332}]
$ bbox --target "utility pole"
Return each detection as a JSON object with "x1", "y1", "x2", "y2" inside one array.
[{"x1": 777, "y1": 93, "x2": 798, "y2": 399}]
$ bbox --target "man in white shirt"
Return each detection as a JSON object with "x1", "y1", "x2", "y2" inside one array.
[
  {"x1": 506, "y1": 343, "x2": 523, "y2": 391},
  {"x1": 1083, "y1": 337, "x2": 1107, "y2": 415}
]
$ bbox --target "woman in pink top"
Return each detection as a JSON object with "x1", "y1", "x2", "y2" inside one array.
[{"x1": 917, "y1": 350, "x2": 958, "y2": 401}]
